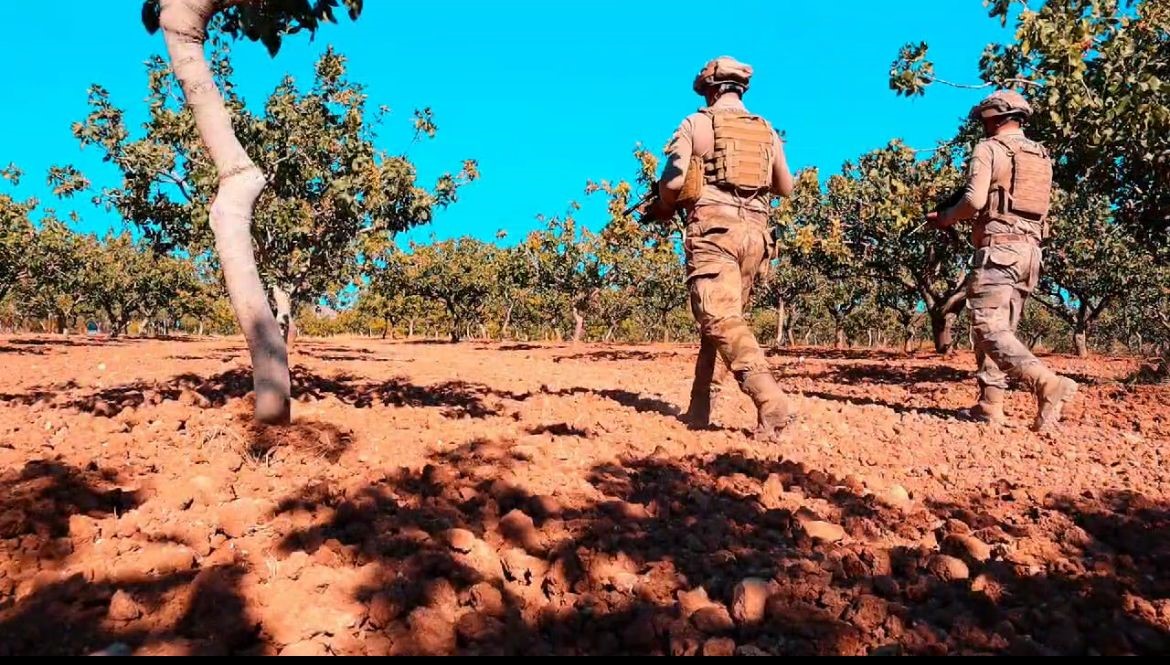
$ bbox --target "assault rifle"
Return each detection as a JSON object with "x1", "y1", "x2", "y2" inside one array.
[{"x1": 622, "y1": 181, "x2": 661, "y2": 221}]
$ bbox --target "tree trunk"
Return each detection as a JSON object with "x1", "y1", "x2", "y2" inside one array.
[
  {"x1": 159, "y1": 0, "x2": 290, "y2": 425},
  {"x1": 1029, "y1": 333, "x2": 1043, "y2": 351},
  {"x1": 271, "y1": 285, "x2": 297, "y2": 348},
  {"x1": 502, "y1": 303, "x2": 514, "y2": 339},
  {"x1": 774, "y1": 298, "x2": 786, "y2": 348},
  {"x1": 572, "y1": 306, "x2": 585, "y2": 343},
  {"x1": 1073, "y1": 325, "x2": 1089, "y2": 358},
  {"x1": 929, "y1": 309, "x2": 956, "y2": 355}
]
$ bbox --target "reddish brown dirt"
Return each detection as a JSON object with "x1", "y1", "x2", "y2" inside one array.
[{"x1": 1, "y1": 335, "x2": 1168, "y2": 656}]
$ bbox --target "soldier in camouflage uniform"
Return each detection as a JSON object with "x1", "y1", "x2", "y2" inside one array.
[
  {"x1": 650, "y1": 56, "x2": 796, "y2": 436},
  {"x1": 928, "y1": 90, "x2": 1078, "y2": 431}
]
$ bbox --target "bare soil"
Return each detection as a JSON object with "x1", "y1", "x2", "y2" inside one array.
[{"x1": 1, "y1": 335, "x2": 1167, "y2": 655}]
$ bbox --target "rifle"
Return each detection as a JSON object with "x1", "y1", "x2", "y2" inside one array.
[
  {"x1": 910, "y1": 188, "x2": 966, "y2": 246},
  {"x1": 622, "y1": 181, "x2": 660, "y2": 220}
]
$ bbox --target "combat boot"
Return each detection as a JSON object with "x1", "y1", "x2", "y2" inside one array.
[
  {"x1": 685, "y1": 382, "x2": 729, "y2": 429},
  {"x1": 739, "y1": 371, "x2": 794, "y2": 438},
  {"x1": 684, "y1": 386, "x2": 712, "y2": 429},
  {"x1": 1019, "y1": 364, "x2": 1078, "y2": 432},
  {"x1": 961, "y1": 386, "x2": 1005, "y2": 424}
]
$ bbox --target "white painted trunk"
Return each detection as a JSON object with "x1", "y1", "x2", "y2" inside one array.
[{"x1": 159, "y1": 0, "x2": 290, "y2": 424}]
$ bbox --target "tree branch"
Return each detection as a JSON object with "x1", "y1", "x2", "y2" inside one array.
[
  {"x1": 927, "y1": 75, "x2": 1046, "y2": 90},
  {"x1": 1033, "y1": 292, "x2": 1076, "y2": 324},
  {"x1": 157, "y1": 170, "x2": 195, "y2": 202}
]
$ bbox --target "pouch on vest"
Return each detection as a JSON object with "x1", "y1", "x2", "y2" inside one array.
[
  {"x1": 677, "y1": 154, "x2": 705, "y2": 209},
  {"x1": 709, "y1": 112, "x2": 773, "y2": 192},
  {"x1": 994, "y1": 137, "x2": 1052, "y2": 222}
]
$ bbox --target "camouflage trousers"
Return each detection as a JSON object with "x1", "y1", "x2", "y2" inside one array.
[
  {"x1": 684, "y1": 216, "x2": 774, "y2": 401},
  {"x1": 967, "y1": 242, "x2": 1044, "y2": 390}
]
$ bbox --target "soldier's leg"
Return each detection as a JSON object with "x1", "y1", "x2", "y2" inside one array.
[
  {"x1": 737, "y1": 231, "x2": 794, "y2": 435},
  {"x1": 701, "y1": 253, "x2": 767, "y2": 422},
  {"x1": 966, "y1": 341, "x2": 1008, "y2": 423},
  {"x1": 685, "y1": 335, "x2": 719, "y2": 428},
  {"x1": 1013, "y1": 286, "x2": 1078, "y2": 431},
  {"x1": 970, "y1": 277, "x2": 1075, "y2": 430},
  {"x1": 688, "y1": 228, "x2": 791, "y2": 436}
]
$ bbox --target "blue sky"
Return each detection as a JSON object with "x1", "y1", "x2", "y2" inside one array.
[{"x1": 0, "y1": 1, "x2": 1011, "y2": 244}]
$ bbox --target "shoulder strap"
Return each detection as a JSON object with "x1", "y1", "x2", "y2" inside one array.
[{"x1": 988, "y1": 136, "x2": 1015, "y2": 156}]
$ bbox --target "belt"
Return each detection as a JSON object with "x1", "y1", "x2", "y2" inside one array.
[{"x1": 979, "y1": 233, "x2": 1038, "y2": 247}]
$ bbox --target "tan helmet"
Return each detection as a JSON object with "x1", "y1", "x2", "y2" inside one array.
[
  {"x1": 970, "y1": 89, "x2": 1033, "y2": 121},
  {"x1": 693, "y1": 56, "x2": 753, "y2": 96}
]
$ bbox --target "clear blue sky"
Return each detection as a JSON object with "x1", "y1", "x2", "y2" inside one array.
[{"x1": 0, "y1": 1, "x2": 1010, "y2": 244}]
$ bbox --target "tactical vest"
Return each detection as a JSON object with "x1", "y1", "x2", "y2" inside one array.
[
  {"x1": 981, "y1": 135, "x2": 1053, "y2": 241},
  {"x1": 678, "y1": 109, "x2": 774, "y2": 209}
]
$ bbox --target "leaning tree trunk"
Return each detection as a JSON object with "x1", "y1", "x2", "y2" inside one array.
[
  {"x1": 928, "y1": 309, "x2": 956, "y2": 355},
  {"x1": 774, "y1": 297, "x2": 786, "y2": 348},
  {"x1": 501, "y1": 303, "x2": 514, "y2": 340},
  {"x1": 159, "y1": 0, "x2": 290, "y2": 424}
]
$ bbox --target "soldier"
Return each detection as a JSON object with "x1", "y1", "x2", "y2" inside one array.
[
  {"x1": 648, "y1": 56, "x2": 796, "y2": 436},
  {"x1": 927, "y1": 90, "x2": 1078, "y2": 431}
]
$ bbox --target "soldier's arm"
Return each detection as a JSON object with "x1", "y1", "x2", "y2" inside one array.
[
  {"x1": 655, "y1": 118, "x2": 694, "y2": 214},
  {"x1": 940, "y1": 141, "x2": 994, "y2": 226},
  {"x1": 771, "y1": 133, "x2": 794, "y2": 197}
]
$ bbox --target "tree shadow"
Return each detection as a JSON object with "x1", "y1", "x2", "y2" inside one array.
[
  {"x1": 259, "y1": 443, "x2": 1170, "y2": 654},
  {"x1": 294, "y1": 368, "x2": 522, "y2": 419},
  {"x1": 5, "y1": 366, "x2": 522, "y2": 422},
  {"x1": 4, "y1": 337, "x2": 123, "y2": 348},
  {"x1": 553, "y1": 349, "x2": 683, "y2": 363},
  {"x1": 0, "y1": 563, "x2": 255, "y2": 657},
  {"x1": 401, "y1": 339, "x2": 459, "y2": 346},
  {"x1": 545, "y1": 386, "x2": 682, "y2": 420},
  {"x1": 297, "y1": 343, "x2": 375, "y2": 354},
  {"x1": 800, "y1": 389, "x2": 969, "y2": 420},
  {"x1": 0, "y1": 460, "x2": 141, "y2": 560},
  {"x1": 826, "y1": 363, "x2": 972, "y2": 386},
  {"x1": 525, "y1": 423, "x2": 593, "y2": 438},
  {"x1": 5, "y1": 443, "x2": 1166, "y2": 655},
  {"x1": 769, "y1": 347, "x2": 911, "y2": 362},
  {"x1": 0, "y1": 344, "x2": 49, "y2": 356},
  {"x1": 491, "y1": 343, "x2": 546, "y2": 352},
  {"x1": 167, "y1": 353, "x2": 240, "y2": 362},
  {"x1": 299, "y1": 352, "x2": 399, "y2": 363}
]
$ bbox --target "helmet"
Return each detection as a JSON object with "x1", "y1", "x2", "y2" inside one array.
[
  {"x1": 693, "y1": 56, "x2": 753, "y2": 96},
  {"x1": 970, "y1": 89, "x2": 1033, "y2": 121}
]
